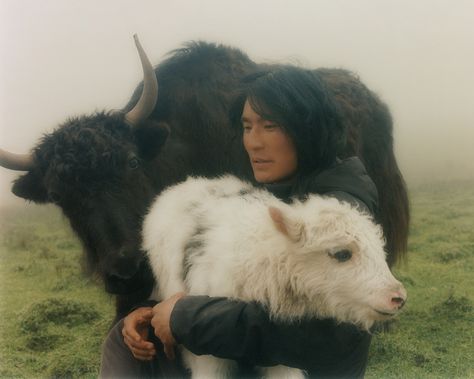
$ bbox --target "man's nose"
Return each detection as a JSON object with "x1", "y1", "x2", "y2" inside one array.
[{"x1": 245, "y1": 128, "x2": 264, "y2": 150}]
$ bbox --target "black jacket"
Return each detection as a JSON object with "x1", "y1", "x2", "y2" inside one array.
[{"x1": 166, "y1": 157, "x2": 378, "y2": 378}]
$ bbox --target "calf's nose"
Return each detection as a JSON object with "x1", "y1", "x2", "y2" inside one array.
[
  {"x1": 391, "y1": 295, "x2": 406, "y2": 309},
  {"x1": 390, "y1": 286, "x2": 407, "y2": 310}
]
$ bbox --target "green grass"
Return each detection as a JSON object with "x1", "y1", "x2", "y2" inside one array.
[
  {"x1": 366, "y1": 180, "x2": 474, "y2": 379},
  {"x1": 1, "y1": 180, "x2": 474, "y2": 378},
  {"x1": 0, "y1": 205, "x2": 114, "y2": 378}
]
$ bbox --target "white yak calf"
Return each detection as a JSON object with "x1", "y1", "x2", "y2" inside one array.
[{"x1": 143, "y1": 175, "x2": 407, "y2": 379}]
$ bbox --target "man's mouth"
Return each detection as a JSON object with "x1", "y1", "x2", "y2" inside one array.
[{"x1": 253, "y1": 159, "x2": 272, "y2": 164}]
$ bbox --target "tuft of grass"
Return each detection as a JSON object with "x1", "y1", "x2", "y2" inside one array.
[
  {"x1": 431, "y1": 294, "x2": 473, "y2": 320},
  {"x1": 19, "y1": 297, "x2": 100, "y2": 333},
  {"x1": 24, "y1": 331, "x2": 65, "y2": 352},
  {"x1": 48, "y1": 355, "x2": 97, "y2": 378}
]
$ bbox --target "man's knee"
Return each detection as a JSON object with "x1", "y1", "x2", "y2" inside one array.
[{"x1": 100, "y1": 319, "x2": 140, "y2": 378}]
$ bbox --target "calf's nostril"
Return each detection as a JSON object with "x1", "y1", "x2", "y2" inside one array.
[{"x1": 391, "y1": 296, "x2": 406, "y2": 309}]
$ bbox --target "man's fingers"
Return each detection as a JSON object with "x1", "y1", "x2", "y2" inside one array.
[
  {"x1": 140, "y1": 309, "x2": 154, "y2": 321},
  {"x1": 122, "y1": 322, "x2": 149, "y2": 343},
  {"x1": 130, "y1": 349, "x2": 156, "y2": 361},
  {"x1": 129, "y1": 347, "x2": 155, "y2": 361},
  {"x1": 124, "y1": 335, "x2": 156, "y2": 352},
  {"x1": 124, "y1": 335, "x2": 156, "y2": 361},
  {"x1": 122, "y1": 321, "x2": 141, "y2": 341},
  {"x1": 124, "y1": 328, "x2": 142, "y2": 342},
  {"x1": 125, "y1": 342, "x2": 156, "y2": 361},
  {"x1": 124, "y1": 335, "x2": 155, "y2": 350}
]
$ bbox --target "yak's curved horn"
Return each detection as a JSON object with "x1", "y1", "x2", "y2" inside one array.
[
  {"x1": 125, "y1": 35, "x2": 158, "y2": 127},
  {"x1": 0, "y1": 148, "x2": 34, "y2": 171}
]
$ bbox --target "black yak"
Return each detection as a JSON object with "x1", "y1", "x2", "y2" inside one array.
[{"x1": 0, "y1": 36, "x2": 409, "y2": 318}]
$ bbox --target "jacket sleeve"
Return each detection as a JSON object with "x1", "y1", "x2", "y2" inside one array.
[{"x1": 170, "y1": 296, "x2": 371, "y2": 377}]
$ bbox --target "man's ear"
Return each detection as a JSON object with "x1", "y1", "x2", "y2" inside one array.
[
  {"x1": 268, "y1": 206, "x2": 306, "y2": 243},
  {"x1": 134, "y1": 121, "x2": 170, "y2": 161},
  {"x1": 12, "y1": 171, "x2": 49, "y2": 203}
]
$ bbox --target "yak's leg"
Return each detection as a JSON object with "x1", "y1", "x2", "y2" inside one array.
[
  {"x1": 182, "y1": 348, "x2": 237, "y2": 378},
  {"x1": 259, "y1": 365, "x2": 306, "y2": 379}
]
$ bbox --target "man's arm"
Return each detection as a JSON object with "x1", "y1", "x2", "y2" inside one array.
[{"x1": 170, "y1": 296, "x2": 371, "y2": 377}]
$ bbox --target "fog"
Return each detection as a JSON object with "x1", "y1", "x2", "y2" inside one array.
[{"x1": 1, "y1": 0, "x2": 473, "y2": 206}]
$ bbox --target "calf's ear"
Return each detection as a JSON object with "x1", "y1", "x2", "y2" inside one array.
[
  {"x1": 134, "y1": 121, "x2": 170, "y2": 161},
  {"x1": 12, "y1": 171, "x2": 49, "y2": 203},
  {"x1": 268, "y1": 206, "x2": 306, "y2": 244}
]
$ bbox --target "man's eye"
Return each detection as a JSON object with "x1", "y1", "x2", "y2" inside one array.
[
  {"x1": 242, "y1": 124, "x2": 252, "y2": 132},
  {"x1": 264, "y1": 124, "x2": 279, "y2": 130}
]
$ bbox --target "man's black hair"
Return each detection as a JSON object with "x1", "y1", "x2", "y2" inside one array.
[{"x1": 230, "y1": 66, "x2": 346, "y2": 174}]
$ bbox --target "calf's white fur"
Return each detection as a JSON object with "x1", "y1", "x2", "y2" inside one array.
[{"x1": 143, "y1": 175, "x2": 406, "y2": 379}]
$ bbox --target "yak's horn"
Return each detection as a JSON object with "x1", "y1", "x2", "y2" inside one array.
[
  {"x1": 0, "y1": 148, "x2": 34, "y2": 171},
  {"x1": 125, "y1": 35, "x2": 158, "y2": 127}
]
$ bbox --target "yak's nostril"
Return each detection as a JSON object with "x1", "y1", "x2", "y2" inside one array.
[{"x1": 108, "y1": 253, "x2": 142, "y2": 279}]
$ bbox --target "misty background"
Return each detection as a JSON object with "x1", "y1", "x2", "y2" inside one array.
[{"x1": 1, "y1": 0, "x2": 473, "y2": 207}]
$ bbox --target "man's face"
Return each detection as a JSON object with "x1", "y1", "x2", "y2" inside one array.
[{"x1": 241, "y1": 100, "x2": 298, "y2": 183}]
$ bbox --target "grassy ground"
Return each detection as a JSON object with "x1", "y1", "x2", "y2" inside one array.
[
  {"x1": 0, "y1": 205, "x2": 114, "y2": 378},
  {"x1": 1, "y1": 180, "x2": 473, "y2": 378},
  {"x1": 367, "y1": 180, "x2": 474, "y2": 379}
]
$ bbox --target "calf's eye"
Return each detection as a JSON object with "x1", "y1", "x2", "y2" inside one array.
[{"x1": 331, "y1": 249, "x2": 353, "y2": 262}]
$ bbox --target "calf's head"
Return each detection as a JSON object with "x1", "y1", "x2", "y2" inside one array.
[
  {"x1": 0, "y1": 36, "x2": 168, "y2": 295},
  {"x1": 269, "y1": 196, "x2": 407, "y2": 330}
]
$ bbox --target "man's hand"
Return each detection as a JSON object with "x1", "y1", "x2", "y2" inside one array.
[
  {"x1": 122, "y1": 307, "x2": 156, "y2": 361},
  {"x1": 151, "y1": 292, "x2": 186, "y2": 360}
]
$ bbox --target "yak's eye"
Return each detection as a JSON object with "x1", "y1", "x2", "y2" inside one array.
[
  {"x1": 128, "y1": 157, "x2": 140, "y2": 169},
  {"x1": 331, "y1": 249, "x2": 353, "y2": 263},
  {"x1": 49, "y1": 191, "x2": 62, "y2": 204}
]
